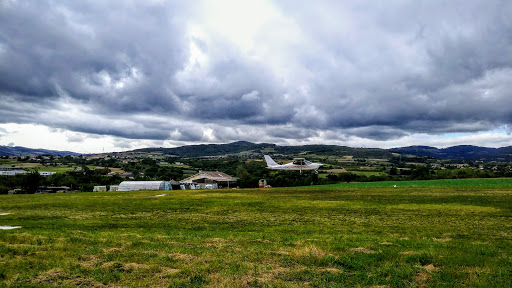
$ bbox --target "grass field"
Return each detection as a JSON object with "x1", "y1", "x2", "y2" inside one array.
[
  {"x1": 346, "y1": 171, "x2": 388, "y2": 177},
  {"x1": 1, "y1": 179, "x2": 512, "y2": 287},
  {"x1": 319, "y1": 178, "x2": 512, "y2": 188}
]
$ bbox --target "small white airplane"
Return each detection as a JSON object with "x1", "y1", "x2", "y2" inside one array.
[{"x1": 264, "y1": 155, "x2": 323, "y2": 174}]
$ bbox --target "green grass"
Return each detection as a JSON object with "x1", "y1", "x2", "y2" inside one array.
[
  {"x1": 28, "y1": 166, "x2": 76, "y2": 173},
  {"x1": 26, "y1": 165, "x2": 105, "y2": 173},
  {"x1": 1, "y1": 182, "x2": 512, "y2": 287},
  {"x1": 319, "y1": 177, "x2": 512, "y2": 188},
  {"x1": 0, "y1": 160, "x2": 100, "y2": 173},
  {"x1": 159, "y1": 164, "x2": 192, "y2": 169},
  {"x1": 346, "y1": 170, "x2": 387, "y2": 177}
]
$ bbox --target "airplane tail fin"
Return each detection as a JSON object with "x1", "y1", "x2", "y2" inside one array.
[{"x1": 264, "y1": 155, "x2": 278, "y2": 167}]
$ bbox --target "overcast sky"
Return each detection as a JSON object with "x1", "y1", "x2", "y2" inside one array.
[{"x1": 1, "y1": 0, "x2": 512, "y2": 153}]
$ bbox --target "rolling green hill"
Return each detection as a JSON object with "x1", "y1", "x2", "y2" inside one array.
[{"x1": 133, "y1": 141, "x2": 394, "y2": 159}]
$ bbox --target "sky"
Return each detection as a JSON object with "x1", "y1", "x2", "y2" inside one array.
[{"x1": 1, "y1": 0, "x2": 512, "y2": 153}]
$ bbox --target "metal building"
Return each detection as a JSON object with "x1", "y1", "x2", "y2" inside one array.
[{"x1": 117, "y1": 181, "x2": 171, "y2": 191}]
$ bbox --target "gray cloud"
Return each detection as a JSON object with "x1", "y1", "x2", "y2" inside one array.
[
  {"x1": 66, "y1": 133, "x2": 85, "y2": 143},
  {"x1": 1, "y1": 0, "x2": 512, "y2": 148}
]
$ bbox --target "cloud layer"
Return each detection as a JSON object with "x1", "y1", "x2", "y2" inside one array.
[{"x1": 1, "y1": 0, "x2": 512, "y2": 151}]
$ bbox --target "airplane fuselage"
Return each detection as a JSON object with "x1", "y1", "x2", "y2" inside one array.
[{"x1": 264, "y1": 155, "x2": 323, "y2": 173}]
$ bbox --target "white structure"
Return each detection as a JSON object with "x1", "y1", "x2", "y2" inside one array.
[
  {"x1": 39, "y1": 171, "x2": 56, "y2": 177},
  {"x1": 0, "y1": 170, "x2": 27, "y2": 176},
  {"x1": 93, "y1": 186, "x2": 107, "y2": 192},
  {"x1": 109, "y1": 185, "x2": 119, "y2": 192},
  {"x1": 117, "y1": 181, "x2": 171, "y2": 191}
]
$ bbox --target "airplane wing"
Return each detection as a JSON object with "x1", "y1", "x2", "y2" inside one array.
[{"x1": 264, "y1": 155, "x2": 279, "y2": 167}]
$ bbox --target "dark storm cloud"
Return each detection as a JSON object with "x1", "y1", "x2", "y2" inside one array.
[
  {"x1": 272, "y1": 0, "x2": 512, "y2": 132},
  {"x1": 0, "y1": 1, "x2": 189, "y2": 102},
  {"x1": 1, "y1": 0, "x2": 512, "y2": 145}
]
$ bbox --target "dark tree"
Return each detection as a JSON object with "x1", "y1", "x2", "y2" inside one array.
[{"x1": 21, "y1": 171, "x2": 42, "y2": 194}]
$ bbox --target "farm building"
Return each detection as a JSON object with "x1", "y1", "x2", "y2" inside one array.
[
  {"x1": 0, "y1": 170, "x2": 27, "y2": 176},
  {"x1": 180, "y1": 171, "x2": 238, "y2": 188},
  {"x1": 117, "y1": 181, "x2": 171, "y2": 191},
  {"x1": 39, "y1": 171, "x2": 56, "y2": 177}
]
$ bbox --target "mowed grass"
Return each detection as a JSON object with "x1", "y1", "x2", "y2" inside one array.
[
  {"x1": 318, "y1": 177, "x2": 512, "y2": 188},
  {"x1": 0, "y1": 183, "x2": 511, "y2": 287}
]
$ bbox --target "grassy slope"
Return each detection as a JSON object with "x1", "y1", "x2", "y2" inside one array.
[{"x1": 1, "y1": 182, "x2": 511, "y2": 287}]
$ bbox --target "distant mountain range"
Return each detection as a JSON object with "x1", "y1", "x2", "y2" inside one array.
[
  {"x1": 0, "y1": 146, "x2": 81, "y2": 156},
  {"x1": 2, "y1": 142, "x2": 512, "y2": 162}
]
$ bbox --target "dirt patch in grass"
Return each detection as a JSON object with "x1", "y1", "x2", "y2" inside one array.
[
  {"x1": 464, "y1": 266, "x2": 491, "y2": 274},
  {"x1": 103, "y1": 243, "x2": 131, "y2": 254},
  {"x1": 414, "y1": 272, "x2": 431, "y2": 288},
  {"x1": 258, "y1": 266, "x2": 291, "y2": 283},
  {"x1": 464, "y1": 266, "x2": 492, "y2": 282},
  {"x1": 34, "y1": 268, "x2": 69, "y2": 283},
  {"x1": 153, "y1": 234, "x2": 168, "y2": 239},
  {"x1": 380, "y1": 242, "x2": 393, "y2": 245},
  {"x1": 159, "y1": 267, "x2": 181, "y2": 275},
  {"x1": 170, "y1": 253, "x2": 195, "y2": 262},
  {"x1": 34, "y1": 268, "x2": 105, "y2": 287},
  {"x1": 119, "y1": 233, "x2": 142, "y2": 238},
  {"x1": 400, "y1": 251, "x2": 418, "y2": 255},
  {"x1": 207, "y1": 274, "x2": 258, "y2": 287},
  {"x1": 208, "y1": 237, "x2": 230, "y2": 243},
  {"x1": 292, "y1": 245, "x2": 329, "y2": 258},
  {"x1": 123, "y1": 262, "x2": 150, "y2": 271},
  {"x1": 414, "y1": 264, "x2": 439, "y2": 287},
  {"x1": 433, "y1": 237, "x2": 452, "y2": 243},
  {"x1": 204, "y1": 237, "x2": 228, "y2": 248},
  {"x1": 321, "y1": 267, "x2": 343, "y2": 273},
  {"x1": 66, "y1": 277, "x2": 107, "y2": 287},
  {"x1": 350, "y1": 247, "x2": 376, "y2": 254},
  {"x1": 69, "y1": 212, "x2": 110, "y2": 220},
  {"x1": 423, "y1": 264, "x2": 439, "y2": 272},
  {"x1": 80, "y1": 255, "x2": 102, "y2": 269},
  {"x1": 253, "y1": 238, "x2": 273, "y2": 244},
  {"x1": 100, "y1": 262, "x2": 150, "y2": 273}
]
